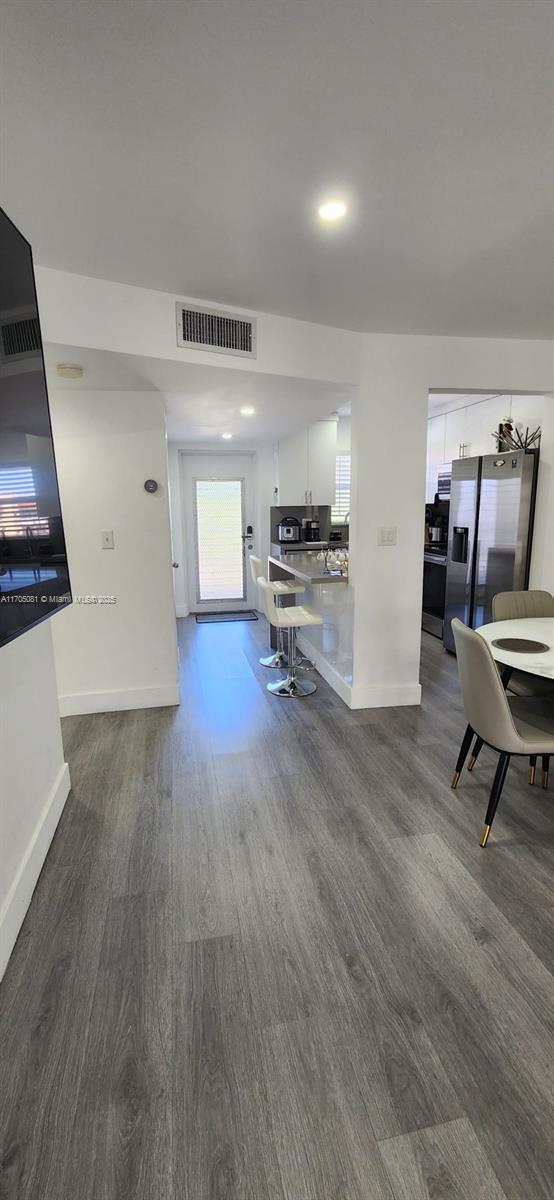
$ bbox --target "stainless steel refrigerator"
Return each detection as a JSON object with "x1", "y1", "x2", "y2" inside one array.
[{"x1": 443, "y1": 449, "x2": 539, "y2": 652}]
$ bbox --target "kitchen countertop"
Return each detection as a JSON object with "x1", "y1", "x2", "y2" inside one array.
[
  {"x1": 271, "y1": 540, "x2": 330, "y2": 552},
  {"x1": 268, "y1": 552, "x2": 347, "y2": 585}
]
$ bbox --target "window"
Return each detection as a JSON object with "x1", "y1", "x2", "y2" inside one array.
[
  {"x1": 194, "y1": 478, "x2": 245, "y2": 602},
  {"x1": 0, "y1": 466, "x2": 50, "y2": 539},
  {"x1": 331, "y1": 454, "x2": 351, "y2": 523}
]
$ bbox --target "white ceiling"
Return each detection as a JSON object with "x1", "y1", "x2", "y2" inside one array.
[
  {"x1": 2, "y1": 0, "x2": 553, "y2": 337},
  {"x1": 44, "y1": 345, "x2": 351, "y2": 443}
]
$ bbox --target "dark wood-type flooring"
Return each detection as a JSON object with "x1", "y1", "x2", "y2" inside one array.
[{"x1": 1, "y1": 620, "x2": 553, "y2": 1199}]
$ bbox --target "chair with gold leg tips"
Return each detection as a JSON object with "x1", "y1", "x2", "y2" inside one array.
[
  {"x1": 457, "y1": 590, "x2": 554, "y2": 789},
  {"x1": 248, "y1": 554, "x2": 305, "y2": 669},
  {"x1": 258, "y1": 577, "x2": 323, "y2": 698},
  {"x1": 450, "y1": 618, "x2": 554, "y2": 846}
]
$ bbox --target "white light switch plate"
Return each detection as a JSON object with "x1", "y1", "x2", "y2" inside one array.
[
  {"x1": 378, "y1": 525, "x2": 398, "y2": 547},
  {"x1": 101, "y1": 530, "x2": 115, "y2": 549}
]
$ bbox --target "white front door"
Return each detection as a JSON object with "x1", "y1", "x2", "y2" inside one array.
[{"x1": 180, "y1": 453, "x2": 256, "y2": 613}]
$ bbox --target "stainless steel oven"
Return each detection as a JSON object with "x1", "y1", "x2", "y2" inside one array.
[{"x1": 422, "y1": 552, "x2": 447, "y2": 638}]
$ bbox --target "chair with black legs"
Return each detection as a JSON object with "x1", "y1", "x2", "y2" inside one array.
[
  {"x1": 450, "y1": 618, "x2": 554, "y2": 846},
  {"x1": 460, "y1": 589, "x2": 554, "y2": 790}
]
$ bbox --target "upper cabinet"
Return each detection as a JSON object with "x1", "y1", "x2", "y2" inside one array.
[
  {"x1": 277, "y1": 429, "x2": 309, "y2": 506},
  {"x1": 426, "y1": 414, "x2": 446, "y2": 502},
  {"x1": 463, "y1": 396, "x2": 507, "y2": 459},
  {"x1": 427, "y1": 397, "x2": 518, "y2": 489},
  {"x1": 443, "y1": 407, "x2": 467, "y2": 464},
  {"x1": 510, "y1": 396, "x2": 545, "y2": 445},
  {"x1": 307, "y1": 420, "x2": 337, "y2": 505},
  {"x1": 277, "y1": 420, "x2": 337, "y2": 507}
]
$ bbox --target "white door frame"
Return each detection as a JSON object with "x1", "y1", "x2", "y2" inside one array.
[{"x1": 179, "y1": 450, "x2": 257, "y2": 613}]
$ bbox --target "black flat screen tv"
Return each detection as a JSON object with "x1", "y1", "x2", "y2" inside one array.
[{"x1": 0, "y1": 206, "x2": 71, "y2": 648}]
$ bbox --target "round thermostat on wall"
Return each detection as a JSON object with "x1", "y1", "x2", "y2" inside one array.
[{"x1": 144, "y1": 479, "x2": 158, "y2": 493}]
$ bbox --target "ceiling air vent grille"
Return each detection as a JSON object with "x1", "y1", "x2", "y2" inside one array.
[
  {"x1": 176, "y1": 303, "x2": 257, "y2": 359},
  {"x1": 1, "y1": 315, "x2": 41, "y2": 359}
]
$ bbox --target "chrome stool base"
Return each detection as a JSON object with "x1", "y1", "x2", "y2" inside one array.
[
  {"x1": 266, "y1": 676, "x2": 317, "y2": 698},
  {"x1": 259, "y1": 650, "x2": 287, "y2": 669},
  {"x1": 260, "y1": 625, "x2": 290, "y2": 669}
]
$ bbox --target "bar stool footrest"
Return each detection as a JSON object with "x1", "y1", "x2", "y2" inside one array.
[{"x1": 266, "y1": 677, "x2": 317, "y2": 698}]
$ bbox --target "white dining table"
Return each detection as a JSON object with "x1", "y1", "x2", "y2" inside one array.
[{"x1": 476, "y1": 617, "x2": 554, "y2": 680}]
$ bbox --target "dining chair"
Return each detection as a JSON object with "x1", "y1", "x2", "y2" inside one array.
[
  {"x1": 465, "y1": 590, "x2": 554, "y2": 783},
  {"x1": 492, "y1": 590, "x2": 554, "y2": 621},
  {"x1": 450, "y1": 618, "x2": 554, "y2": 846}
]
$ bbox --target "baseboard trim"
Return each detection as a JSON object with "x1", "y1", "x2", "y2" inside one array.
[
  {"x1": 58, "y1": 683, "x2": 180, "y2": 716},
  {"x1": 296, "y1": 634, "x2": 353, "y2": 707},
  {"x1": 0, "y1": 761, "x2": 71, "y2": 982},
  {"x1": 349, "y1": 680, "x2": 422, "y2": 709}
]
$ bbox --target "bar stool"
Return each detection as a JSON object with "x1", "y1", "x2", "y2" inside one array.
[
  {"x1": 249, "y1": 554, "x2": 305, "y2": 669},
  {"x1": 258, "y1": 577, "x2": 323, "y2": 698}
]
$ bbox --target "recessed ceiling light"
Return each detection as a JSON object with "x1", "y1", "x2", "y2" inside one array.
[
  {"x1": 239, "y1": 406, "x2": 255, "y2": 416},
  {"x1": 56, "y1": 362, "x2": 84, "y2": 379},
  {"x1": 318, "y1": 199, "x2": 347, "y2": 222},
  {"x1": 221, "y1": 432, "x2": 233, "y2": 439}
]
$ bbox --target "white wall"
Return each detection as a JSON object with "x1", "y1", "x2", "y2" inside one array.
[
  {"x1": 350, "y1": 336, "x2": 554, "y2": 708},
  {"x1": 350, "y1": 340, "x2": 429, "y2": 708},
  {"x1": 0, "y1": 621, "x2": 70, "y2": 980},
  {"x1": 49, "y1": 390, "x2": 179, "y2": 715},
  {"x1": 36, "y1": 267, "x2": 361, "y2": 387}
]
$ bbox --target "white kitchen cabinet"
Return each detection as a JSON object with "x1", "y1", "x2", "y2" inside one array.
[
  {"x1": 444, "y1": 407, "x2": 468, "y2": 464},
  {"x1": 277, "y1": 430, "x2": 309, "y2": 505},
  {"x1": 510, "y1": 396, "x2": 544, "y2": 447},
  {"x1": 307, "y1": 420, "x2": 337, "y2": 505},
  {"x1": 426, "y1": 414, "x2": 446, "y2": 502},
  {"x1": 463, "y1": 396, "x2": 508, "y2": 458},
  {"x1": 277, "y1": 420, "x2": 337, "y2": 506}
]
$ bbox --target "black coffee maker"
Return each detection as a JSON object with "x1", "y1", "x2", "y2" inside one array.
[{"x1": 302, "y1": 519, "x2": 320, "y2": 542}]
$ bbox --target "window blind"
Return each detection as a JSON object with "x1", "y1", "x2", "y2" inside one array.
[
  {"x1": 331, "y1": 454, "x2": 351, "y2": 523},
  {"x1": 194, "y1": 478, "x2": 245, "y2": 602},
  {"x1": 0, "y1": 466, "x2": 49, "y2": 538}
]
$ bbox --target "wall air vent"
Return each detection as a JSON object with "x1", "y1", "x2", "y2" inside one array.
[
  {"x1": 176, "y1": 303, "x2": 257, "y2": 359},
  {"x1": 0, "y1": 314, "x2": 41, "y2": 361}
]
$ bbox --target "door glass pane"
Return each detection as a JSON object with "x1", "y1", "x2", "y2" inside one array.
[{"x1": 194, "y1": 478, "x2": 245, "y2": 601}]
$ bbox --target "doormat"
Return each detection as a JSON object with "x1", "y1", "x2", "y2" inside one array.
[{"x1": 195, "y1": 610, "x2": 258, "y2": 624}]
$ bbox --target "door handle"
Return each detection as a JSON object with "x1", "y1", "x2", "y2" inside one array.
[{"x1": 172, "y1": 562, "x2": 179, "y2": 568}]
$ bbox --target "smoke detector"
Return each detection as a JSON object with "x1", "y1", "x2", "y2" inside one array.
[{"x1": 56, "y1": 363, "x2": 84, "y2": 379}]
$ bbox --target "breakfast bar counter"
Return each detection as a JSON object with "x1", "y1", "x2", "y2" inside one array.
[
  {"x1": 267, "y1": 550, "x2": 353, "y2": 702},
  {"x1": 267, "y1": 552, "x2": 347, "y2": 586}
]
